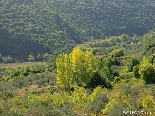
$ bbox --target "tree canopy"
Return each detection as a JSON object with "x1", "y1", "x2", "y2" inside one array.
[{"x1": 1, "y1": 0, "x2": 155, "y2": 59}]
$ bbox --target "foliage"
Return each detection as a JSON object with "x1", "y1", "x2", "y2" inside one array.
[
  {"x1": 139, "y1": 63, "x2": 155, "y2": 84},
  {"x1": 0, "y1": 60, "x2": 56, "y2": 82},
  {"x1": 53, "y1": 91, "x2": 70, "y2": 108},
  {"x1": 1, "y1": 8, "x2": 155, "y2": 115},
  {"x1": 102, "y1": 80, "x2": 155, "y2": 115},
  {"x1": 89, "y1": 93, "x2": 109, "y2": 115},
  {"x1": 28, "y1": 94, "x2": 38, "y2": 107},
  {"x1": 1, "y1": 0, "x2": 155, "y2": 60},
  {"x1": 90, "y1": 86, "x2": 107, "y2": 102},
  {"x1": 133, "y1": 65, "x2": 140, "y2": 78},
  {"x1": 56, "y1": 46, "x2": 100, "y2": 89},
  {"x1": 126, "y1": 58, "x2": 140, "y2": 72},
  {"x1": 1, "y1": 75, "x2": 155, "y2": 115},
  {"x1": 120, "y1": 34, "x2": 130, "y2": 42},
  {"x1": 138, "y1": 95, "x2": 155, "y2": 108},
  {"x1": 38, "y1": 92, "x2": 53, "y2": 106},
  {"x1": 71, "y1": 86, "x2": 89, "y2": 114},
  {"x1": 108, "y1": 104, "x2": 127, "y2": 116},
  {"x1": 28, "y1": 55, "x2": 35, "y2": 62},
  {"x1": 109, "y1": 49, "x2": 124, "y2": 58},
  {"x1": 12, "y1": 98, "x2": 23, "y2": 105},
  {"x1": 101, "y1": 57, "x2": 113, "y2": 81}
]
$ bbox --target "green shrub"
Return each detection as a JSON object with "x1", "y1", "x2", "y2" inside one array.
[
  {"x1": 108, "y1": 104, "x2": 127, "y2": 116},
  {"x1": 53, "y1": 91, "x2": 70, "y2": 108},
  {"x1": 13, "y1": 98, "x2": 23, "y2": 105},
  {"x1": 38, "y1": 92, "x2": 52, "y2": 106},
  {"x1": 133, "y1": 65, "x2": 140, "y2": 78},
  {"x1": 109, "y1": 49, "x2": 124, "y2": 57},
  {"x1": 139, "y1": 63, "x2": 155, "y2": 84},
  {"x1": 71, "y1": 86, "x2": 89, "y2": 114},
  {"x1": 89, "y1": 93, "x2": 109, "y2": 114},
  {"x1": 28, "y1": 94, "x2": 38, "y2": 107},
  {"x1": 126, "y1": 58, "x2": 140, "y2": 72}
]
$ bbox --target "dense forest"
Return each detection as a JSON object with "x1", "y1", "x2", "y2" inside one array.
[
  {"x1": 1, "y1": 0, "x2": 155, "y2": 61},
  {"x1": 1, "y1": 0, "x2": 155, "y2": 116}
]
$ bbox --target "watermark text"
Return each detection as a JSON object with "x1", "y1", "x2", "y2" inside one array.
[{"x1": 123, "y1": 110, "x2": 152, "y2": 115}]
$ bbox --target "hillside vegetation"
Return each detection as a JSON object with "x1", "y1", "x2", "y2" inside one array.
[
  {"x1": 0, "y1": 36, "x2": 155, "y2": 115},
  {"x1": 1, "y1": 0, "x2": 155, "y2": 115},
  {"x1": 1, "y1": 0, "x2": 155, "y2": 61}
]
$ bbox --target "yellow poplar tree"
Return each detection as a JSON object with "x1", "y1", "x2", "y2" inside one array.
[
  {"x1": 70, "y1": 45, "x2": 85, "y2": 86},
  {"x1": 56, "y1": 45, "x2": 100, "y2": 89},
  {"x1": 84, "y1": 50, "x2": 100, "y2": 83},
  {"x1": 56, "y1": 53, "x2": 72, "y2": 89}
]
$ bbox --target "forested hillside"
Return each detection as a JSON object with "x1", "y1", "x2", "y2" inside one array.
[
  {"x1": 1, "y1": 0, "x2": 155, "y2": 61},
  {"x1": 0, "y1": 35, "x2": 155, "y2": 115}
]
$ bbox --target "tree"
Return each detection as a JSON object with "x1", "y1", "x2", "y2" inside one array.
[
  {"x1": 102, "y1": 57, "x2": 113, "y2": 81},
  {"x1": 70, "y1": 45, "x2": 85, "y2": 86},
  {"x1": 37, "y1": 54, "x2": 43, "y2": 61},
  {"x1": 141, "y1": 56, "x2": 150, "y2": 65},
  {"x1": 147, "y1": 55, "x2": 155, "y2": 65},
  {"x1": 56, "y1": 45, "x2": 100, "y2": 89},
  {"x1": 43, "y1": 53, "x2": 49, "y2": 61},
  {"x1": 111, "y1": 57, "x2": 121, "y2": 66},
  {"x1": 133, "y1": 65, "x2": 140, "y2": 78},
  {"x1": 120, "y1": 34, "x2": 129, "y2": 42},
  {"x1": 1, "y1": 56, "x2": 14, "y2": 63},
  {"x1": 126, "y1": 58, "x2": 140, "y2": 72},
  {"x1": 2, "y1": 57, "x2": 8, "y2": 64},
  {"x1": 28, "y1": 55, "x2": 35, "y2": 62},
  {"x1": 139, "y1": 63, "x2": 155, "y2": 84},
  {"x1": 109, "y1": 49, "x2": 124, "y2": 57},
  {"x1": 7, "y1": 56, "x2": 13, "y2": 63},
  {"x1": 56, "y1": 53, "x2": 73, "y2": 89}
]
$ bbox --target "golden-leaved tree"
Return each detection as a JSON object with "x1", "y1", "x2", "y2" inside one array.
[{"x1": 56, "y1": 45, "x2": 100, "y2": 89}]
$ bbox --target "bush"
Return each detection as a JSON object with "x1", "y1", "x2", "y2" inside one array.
[
  {"x1": 108, "y1": 104, "x2": 127, "y2": 116},
  {"x1": 90, "y1": 86, "x2": 107, "y2": 102},
  {"x1": 71, "y1": 86, "x2": 89, "y2": 114},
  {"x1": 109, "y1": 49, "x2": 124, "y2": 57},
  {"x1": 13, "y1": 98, "x2": 23, "y2": 105},
  {"x1": 89, "y1": 93, "x2": 109, "y2": 114},
  {"x1": 133, "y1": 65, "x2": 140, "y2": 78},
  {"x1": 126, "y1": 58, "x2": 140, "y2": 72},
  {"x1": 53, "y1": 91, "x2": 70, "y2": 108},
  {"x1": 138, "y1": 95, "x2": 155, "y2": 108},
  {"x1": 38, "y1": 93, "x2": 53, "y2": 106},
  {"x1": 139, "y1": 63, "x2": 155, "y2": 84}
]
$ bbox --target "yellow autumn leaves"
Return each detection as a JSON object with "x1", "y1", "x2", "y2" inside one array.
[{"x1": 56, "y1": 45, "x2": 100, "y2": 89}]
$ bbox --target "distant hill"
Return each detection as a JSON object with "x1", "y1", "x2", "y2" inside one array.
[{"x1": 1, "y1": 0, "x2": 155, "y2": 60}]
